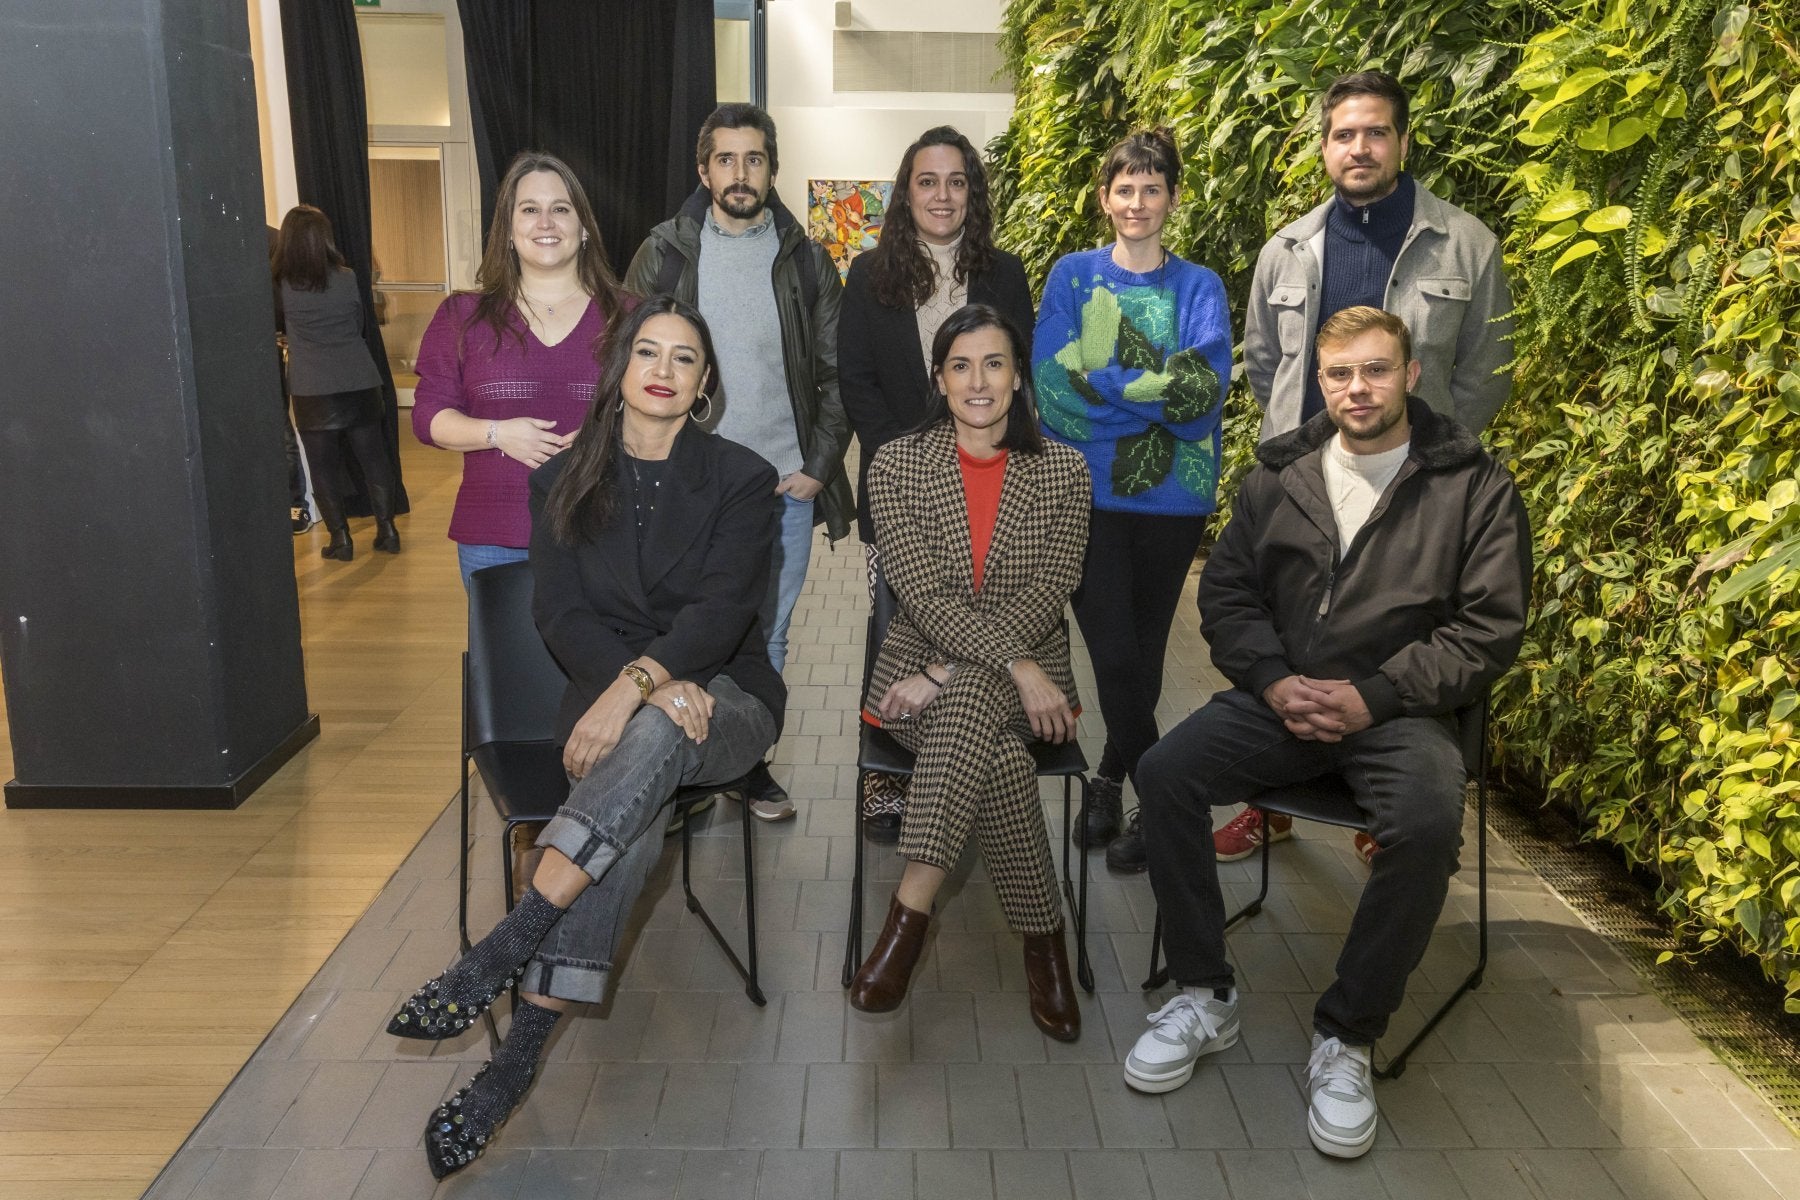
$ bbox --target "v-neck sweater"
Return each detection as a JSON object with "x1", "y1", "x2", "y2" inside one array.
[{"x1": 412, "y1": 292, "x2": 608, "y2": 547}]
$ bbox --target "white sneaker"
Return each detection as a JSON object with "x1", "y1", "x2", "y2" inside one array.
[
  {"x1": 1305, "y1": 1033, "x2": 1377, "y2": 1158},
  {"x1": 1123, "y1": 987, "x2": 1239, "y2": 1093}
]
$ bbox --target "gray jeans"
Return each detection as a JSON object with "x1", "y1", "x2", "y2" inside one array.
[{"x1": 521, "y1": 675, "x2": 776, "y2": 1003}]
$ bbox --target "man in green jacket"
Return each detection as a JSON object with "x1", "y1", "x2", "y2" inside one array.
[{"x1": 626, "y1": 103, "x2": 853, "y2": 823}]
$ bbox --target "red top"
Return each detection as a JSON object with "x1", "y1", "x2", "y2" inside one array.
[{"x1": 959, "y1": 445, "x2": 1009, "y2": 591}]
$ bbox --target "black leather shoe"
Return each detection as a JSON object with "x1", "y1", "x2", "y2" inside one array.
[
  {"x1": 1105, "y1": 808, "x2": 1148, "y2": 873},
  {"x1": 1076, "y1": 775, "x2": 1124, "y2": 848}
]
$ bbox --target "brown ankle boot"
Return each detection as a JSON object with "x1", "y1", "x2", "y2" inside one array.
[
  {"x1": 1022, "y1": 928, "x2": 1081, "y2": 1042},
  {"x1": 849, "y1": 894, "x2": 930, "y2": 1012}
]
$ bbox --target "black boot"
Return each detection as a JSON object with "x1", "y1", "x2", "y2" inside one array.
[
  {"x1": 369, "y1": 484, "x2": 401, "y2": 554},
  {"x1": 1076, "y1": 775, "x2": 1124, "y2": 848},
  {"x1": 314, "y1": 493, "x2": 353, "y2": 561}
]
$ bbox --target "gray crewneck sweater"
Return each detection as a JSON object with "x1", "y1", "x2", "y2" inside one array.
[{"x1": 699, "y1": 210, "x2": 804, "y2": 477}]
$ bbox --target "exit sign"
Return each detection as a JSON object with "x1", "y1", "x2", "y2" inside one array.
[{"x1": 353, "y1": 0, "x2": 380, "y2": 7}]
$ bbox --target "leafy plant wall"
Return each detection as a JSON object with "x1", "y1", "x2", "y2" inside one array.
[{"x1": 991, "y1": 0, "x2": 1800, "y2": 1009}]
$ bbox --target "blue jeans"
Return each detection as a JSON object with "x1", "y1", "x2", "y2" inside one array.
[
  {"x1": 523, "y1": 675, "x2": 777, "y2": 1003},
  {"x1": 458, "y1": 543, "x2": 530, "y2": 591},
  {"x1": 1138, "y1": 688, "x2": 1467, "y2": 1045},
  {"x1": 759, "y1": 495, "x2": 815, "y2": 673}
]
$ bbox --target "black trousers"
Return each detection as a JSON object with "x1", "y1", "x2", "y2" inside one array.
[
  {"x1": 1070, "y1": 508, "x2": 1208, "y2": 785},
  {"x1": 1138, "y1": 688, "x2": 1467, "y2": 1045},
  {"x1": 299, "y1": 423, "x2": 394, "y2": 514}
]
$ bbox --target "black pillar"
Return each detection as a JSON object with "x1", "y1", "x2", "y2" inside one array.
[{"x1": 0, "y1": 0, "x2": 318, "y2": 808}]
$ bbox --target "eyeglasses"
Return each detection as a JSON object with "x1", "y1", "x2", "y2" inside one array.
[{"x1": 1317, "y1": 360, "x2": 1401, "y2": 391}]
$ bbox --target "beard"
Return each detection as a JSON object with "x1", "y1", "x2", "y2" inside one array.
[
  {"x1": 1333, "y1": 162, "x2": 1401, "y2": 205},
  {"x1": 715, "y1": 185, "x2": 768, "y2": 220},
  {"x1": 1337, "y1": 401, "x2": 1407, "y2": 444}
]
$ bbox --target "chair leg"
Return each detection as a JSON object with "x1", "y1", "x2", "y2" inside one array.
[
  {"x1": 1376, "y1": 780, "x2": 1489, "y2": 1080},
  {"x1": 1142, "y1": 910, "x2": 1167, "y2": 990},
  {"x1": 740, "y1": 792, "x2": 764, "y2": 1005},
  {"x1": 458, "y1": 764, "x2": 473, "y2": 954},
  {"x1": 682, "y1": 793, "x2": 767, "y2": 1007},
  {"x1": 1059, "y1": 777, "x2": 1095, "y2": 993},
  {"x1": 1223, "y1": 819, "x2": 1272, "y2": 930},
  {"x1": 842, "y1": 770, "x2": 869, "y2": 987}
]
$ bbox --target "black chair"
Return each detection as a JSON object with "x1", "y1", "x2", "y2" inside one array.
[
  {"x1": 840, "y1": 569, "x2": 1095, "y2": 993},
  {"x1": 1141, "y1": 700, "x2": 1489, "y2": 1080},
  {"x1": 455, "y1": 560, "x2": 767, "y2": 1050}
]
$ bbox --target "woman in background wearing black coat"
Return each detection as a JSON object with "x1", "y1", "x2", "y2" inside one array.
[{"x1": 839, "y1": 126, "x2": 1036, "y2": 839}]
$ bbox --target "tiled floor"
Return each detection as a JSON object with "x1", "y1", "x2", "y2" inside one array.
[{"x1": 145, "y1": 533, "x2": 1800, "y2": 1200}]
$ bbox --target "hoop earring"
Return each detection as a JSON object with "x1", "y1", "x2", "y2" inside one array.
[
  {"x1": 690, "y1": 392, "x2": 713, "y2": 423},
  {"x1": 615, "y1": 396, "x2": 624, "y2": 414}
]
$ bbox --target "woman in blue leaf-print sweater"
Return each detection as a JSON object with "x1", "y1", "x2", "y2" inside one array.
[{"x1": 1031, "y1": 128, "x2": 1234, "y2": 863}]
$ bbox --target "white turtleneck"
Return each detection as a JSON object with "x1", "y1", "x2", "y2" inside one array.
[
  {"x1": 1322, "y1": 434, "x2": 1410, "y2": 548},
  {"x1": 916, "y1": 234, "x2": 968, "y2": 366}
]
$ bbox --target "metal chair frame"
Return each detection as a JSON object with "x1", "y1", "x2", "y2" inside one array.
[
  {"x1": 452, "y1": 562, "x2": 766, "y2": 1050},
  {"x1": 1141, "y1": 700, "x2": 1489, "y2": 1080},
  {"x1": 840, "y1": 569, "x2": 1095, "y2": 993}
]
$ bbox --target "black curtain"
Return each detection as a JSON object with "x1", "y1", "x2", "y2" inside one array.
[
  {"x1": 456, "y1": 0, "x2": 533, "y2": 238},
  {"x1": 459, "y1": 0, "x2": 717, "y2": 277},
  {"x1": 278, "y1": 0, "x2": 410, "y2": 516}
]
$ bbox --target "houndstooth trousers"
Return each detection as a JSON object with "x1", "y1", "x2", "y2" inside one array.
[{"x1": 883, "y1": 665, "x2": 1062, "y2": 934}]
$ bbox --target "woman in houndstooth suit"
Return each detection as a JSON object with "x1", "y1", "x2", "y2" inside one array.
[{"x1": 847, "y1": 304, "x2": 1091, "y2": 1041}]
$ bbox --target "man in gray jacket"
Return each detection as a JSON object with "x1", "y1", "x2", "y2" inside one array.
[
  {"x1": 1219, "y1": 69, "x2": 1515, "y2": 864},
  {"x1": 626, "y1": 103, "x2": 853, "y2": 822},
  {"x1": 1243, "y1": 71, "x2": 1512, "y2": 440},
  {"x1": 1123, "y1": 308, "x2": 1529, "y2": 1159}
]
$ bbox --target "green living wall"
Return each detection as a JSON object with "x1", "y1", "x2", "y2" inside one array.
[{"x1": 990, "y1": 0, "x2": 1800, "y2": 1009}]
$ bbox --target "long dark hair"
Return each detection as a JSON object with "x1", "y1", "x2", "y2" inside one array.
[
  {"x1": 271, "y1": 205, "x2": 346, "y2": 292},
  {"x1": 467, "y1": 151, "x2": 626, "y2": 350},
  {"x1": 542, "y1": 296, "x2": 719, "y2": 544},
  {"x1": 865, "y1": 126, "x2": 998, "y2": 310},
  {"x1": 913, "y1": 304, "x2": 1044, "y2": 455}
]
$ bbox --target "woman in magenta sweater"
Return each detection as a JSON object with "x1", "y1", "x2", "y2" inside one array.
[{"x1": 412, "y1": 151, "x2": 630, "y2": 587}]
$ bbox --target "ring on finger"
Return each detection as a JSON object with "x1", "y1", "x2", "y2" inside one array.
[{"x1": 672, "y1": 696, "x2": 689, "y2": 710}]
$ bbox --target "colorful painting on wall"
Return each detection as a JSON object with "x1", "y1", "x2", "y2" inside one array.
[{"x1": 807, "y1": 179, "x2": 893, "y2": 282}]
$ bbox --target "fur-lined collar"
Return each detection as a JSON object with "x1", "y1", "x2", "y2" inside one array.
[{"x1": 1255, "y1": 397, "x2": 1482, "y2": 472}]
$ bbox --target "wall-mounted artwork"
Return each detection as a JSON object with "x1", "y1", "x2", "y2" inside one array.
[{"x1": 807, "y1": 179, "x2": 893, "y2": 282}]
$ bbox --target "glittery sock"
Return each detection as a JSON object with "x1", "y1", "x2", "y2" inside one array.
[{"x1": 388, "y1": 887, "x2": 563, "y2": 1039}]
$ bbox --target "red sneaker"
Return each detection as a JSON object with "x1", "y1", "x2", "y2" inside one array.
[
  {"x1": 1352, "y1": 831, "x2": 1379, "y2": 866},
  {"x1": 1213, "y1": 807, "x2": 1294, "y2": 862}
]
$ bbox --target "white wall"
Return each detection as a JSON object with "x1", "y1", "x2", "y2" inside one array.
[
  {"x1": 248, "y1": 0, "x2": 297, "y2": 227},
  {"x1": 766, "y1": 0, "x2": 1014, "y2": 208}
]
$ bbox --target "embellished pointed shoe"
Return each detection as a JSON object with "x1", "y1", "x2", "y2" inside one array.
[
  {"x1": 422, "y1": 1064, "x2": 526, "y2": 1180},
  {"x1": 387, "y1": 966, "x2": 520, "y2": 1040},
  {"x1": 848, "y1": 894, "x2": 930, "y2": 1012},
  {"x1": 389, "y1": 888, "x2": 563, "y2": 1040},
  {"x1": 1023, "y1": 927, "x2": 1081, "y2": 1042}
]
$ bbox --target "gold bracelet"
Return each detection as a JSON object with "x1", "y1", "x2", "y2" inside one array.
[{"x1": 621, "y1": 664, "x2": 654, "y2": 702}]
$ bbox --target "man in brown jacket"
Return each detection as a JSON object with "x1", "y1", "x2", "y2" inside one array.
[{"x1": 1122, "y1": 308, "x2": 1530, "y2": 1160}]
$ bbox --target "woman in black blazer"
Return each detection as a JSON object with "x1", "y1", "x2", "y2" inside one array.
[
  {"x1": 840, "y1": 126, "x2": 1036, "y2": 837},
  {"x1": 384, "y1": 297, "x2": 783, "y2": 1180}
]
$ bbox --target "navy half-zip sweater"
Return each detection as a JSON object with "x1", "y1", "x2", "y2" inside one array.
[{"x1": 1302, "y1": 173, "x2": 1417, "y2": 421}]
